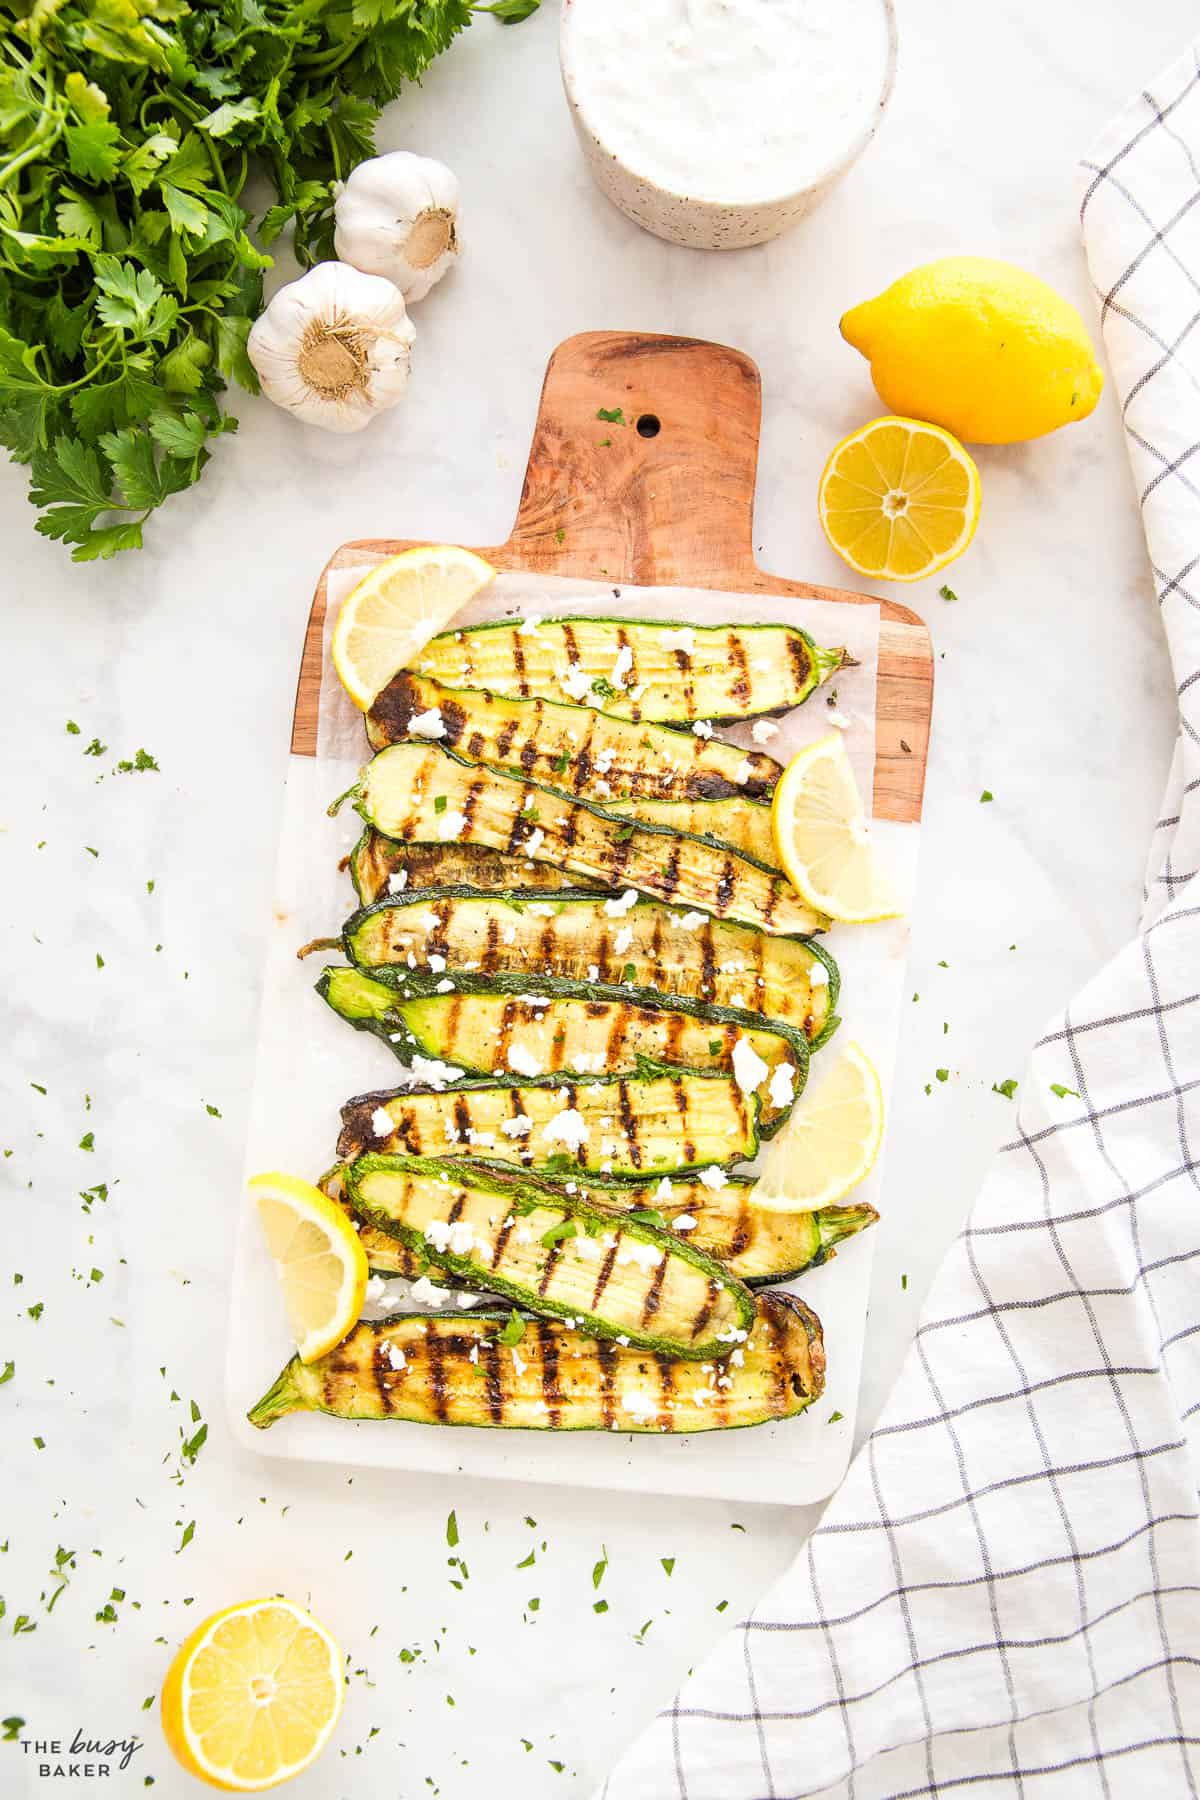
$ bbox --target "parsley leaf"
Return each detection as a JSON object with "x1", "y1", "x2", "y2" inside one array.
[
  {"x1": 992, "y1": 1078, "x2": 1019, "y2": 1100},
  {"x1": 1050, "y1": 1083, "x2": 1079, "y2": 1099},
  {"x1": 497, "y1": 1310, "x2": 526, "y2": 1347}
]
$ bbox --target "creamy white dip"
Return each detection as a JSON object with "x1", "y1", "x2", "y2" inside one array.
[{"x1": 564, "y1": 0, "x2": 893, "y2": 207}]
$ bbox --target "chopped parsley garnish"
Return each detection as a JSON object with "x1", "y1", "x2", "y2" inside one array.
[
  {"x1": 935, "y1": 1068, "x2": 949, "y2": 1083},
  {"x1": 593, "y1": 1599, "x2": 608, "y2": 1613},
  {"x1": 176, "y1": 1521, "x2": 195, "y2": 1553},
  {"x1": 539, "y1": 1220, "x2": 578, "y2": 1248},
  {"x1": 592, "y1": 1545, "x2": 608, "y2": 1589},
  {"x1": 0, "y1": 1362, "x2": 13, "y2": 1387},
  {"x1": 83, "y1": 738, "x2": 106, "y2": 757},
  {"x1": 551, "y1": 750, "x2": 570, "y2": 775},
  {"x1": 1050, "y1": 1083, "x2": 1079, "y2": 1099},
  {"x1": 66, "y1": 720, "x2": 80, "y2": 735},
  {"x1": 555, "y1": 527, "x2": 565, "y2": 544},
  {"x1": 116, "y1": 748, "x2": 159, "y2": 774},
  {"x1": 708, "y1": 1039, "x2": 723, "y2": 1056},
  {"x1": 591, "y1": 677, "x2": 617, "y2": 700},
  {"x1": 205, "y1": 1103, "x2": 221, "y2": 1118},
  {"x1": 992, "y1": 1078, "x2": 1019, "y2": 1099},
  {"x1": 79, "y1": 1132, "x2": 94, "y2": 1151},
  {"x1": 827, "y1": 1411, "x2": 844, "y2": 1423},
  {"x1": 598, "y1": 437, "x2": 612, "y2": 447},
  {"x1": 433, "y1": 795, "x2": 448, "y2": 814},
  {"x1": 613, "y1": 822, "x2": 636, "y2": 842},
  {"x1": 516, "y1": 1549, "x2": 535, "y2": 1568},
  {"x1": 596, "y1": 406, "x2": 626, "y2": 424},
  {"x1": 497, "y1": 1311, "x2": 526, "y2": 1347},
  {"x1": 980, "y1": 789, "x2": 993, "y2": 803},
  {"x1": 446, "y1": 1510, "x2": 459, "y2": 1548},
  {"x1": 660, "y1": 1557, "x2": 675, "y2": 1576},
  {"x1": 625, "y1": 1208, "x2": 668, "y2": 1230},
  {"x1": 621, "y1": 962, "x2": 636, "y2": 983},
  {"x1": 939, "y1": 584, "x2": 958, "y2": 602}
]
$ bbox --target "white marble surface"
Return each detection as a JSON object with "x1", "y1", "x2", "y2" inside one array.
[{"x1": 0, "y1": 2, "x2": 1190, "y2": 1794}]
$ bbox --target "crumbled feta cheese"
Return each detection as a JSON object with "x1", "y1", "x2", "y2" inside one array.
[
  {"x1": 542, "y1": 1108, "x2": 589, "y2": 1150},
  {"x1": 750, "y1": 718, "x2": 779, "y2": 745},
  {"x1": 697, "y1": 1165, "x2": 729, "y2": 1190},
  {"x1": 603, "y1": 888, "x2": 639, "y2": 918},
  {"x1": 466, "y1": 1128, "x2": 497, "y2": 1147},
  {"x1": 616, "y1": 1239, "x2": 664, "y2": 1270},
  {"x1": 622, "y1": 1387, "x2": 657, "y2": 1418},
  {"x1": 594, "y1": 779, "x2": 612, "y2": 798},
  {"x1": 674, "y1": 1214, "x2": 697, "y2": 1232},
  {"x1": 500, "y1": 1114, "x2": 532, "y2": 1139},
  {"x1": 410, "y1": 1054, "x2": 465, "y2": 1090},
  {"x1": 733, "y1": 757, "x2": 754, "y2": 785},
  {"x1": 575, "y1": 1236, "x2": 602, "y2": 1261},
  {"x1": 386, "y1": 1342, "x2": 407, "y2": 1371},
  {"x1": 435, "y1": 978, "x2": 454, "y2": 993},
  {"x1": 387, "y1": 869, "x2": 409, "y2": 894},
  {"x1": 827, "y1": 707, "x2": 852, "y2": 731},
  {"x1": 628, "y1": 683, "x2": 647, "y2": 703},
  {"x1": 408, "y1": 707, "x2": 446, "y2": 740},
  {"x1": 524, "y1": 827, "x2": 545, "y2": 857},
  {"x1": 692, "y1": 720, "x2": 713, "y2": 739},
  {"x1": 517, "y1": 614, "x2": 543, "y2": 635},
  {"x1": 654, "y1": 1176, "x2": 674, "y2": 1201},
  {"x1": 559, "y1": 664, "x2": 591, "y2": 701},
  {"x1": 456, "y1": 1291, "x2": 482, "y2": 1308},
  {"x1": 469, "y1": 1343, "x2": 479, "y2": 1364},
  {"x1": 424, "y1": 1219, "x2": 476, "y2": 1256},
  {"x1": 615, "y1": 1334, "x2": 631, "y2": 1347},
  {"x1": 732, "y1": 1035, "x2": 771, "y2": 1096},
  {"x1": 508, "y1": 1044, "x2": 542, "y2": 1078},
  {"x1": 660, "y1": 627, "x2": 695, "y2": 654},
  {"x1": 427, "y1": 952, "x2": 446, "y2": 972},
  {"x1": 370, "y1": 1105, "x2": 394, "y2": 1139},
  {"x1": 409, "y1": 1275, "x2": 449, "y2": 1308},
  {"x1": 729, "y1": 1347, "x2": 745, "y2": 1367},
  {"x1": 595, "y1": 747, "x2": 616, "y2": 774},
  {"x1": 437, "y1": 808, "x2": 467, "y2": 842},
  {"x1": 611, "y1": 644, "x2": 634, "y2": 688},
  {"x1": 587, "y1": 964, "x2": 600, "y2": 981},
  {"x1": 364, "y1": 1274, "x2": 389, "y2": 1306},
  {"x1": 511, "y1": 1348, "x2": 527, "y2": 1377},
  {"x1": 502, "y1": 925, "x2": 518, "y2": 945},
  {"x1": 613, "y1": 925, "x2": 634, "y2": 955},
  {"x1": 767, "y1": 1062, "x2": 796, "y2": 1110},
  {"x1": 673, "y1": 910, "x2": 706, "y2": 931},
  {"x1": 809, "y1": 961, "x2": 829, "y2": 988},
  {"x1": 527, "y1": 901, "x2": 554, "y2": 917}
]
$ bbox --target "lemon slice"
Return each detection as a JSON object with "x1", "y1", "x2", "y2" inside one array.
[
  {"x1": 161, "y1": 1597, "x2": 343, "y2": 1791},
  {"x1": 771, "y1": 733, "x2": 899, "y2": 923},
  {"x1": 251, "y1": 1172, "x2": 368, "y2": 1364},
  {"x1": 818, "y1": 416, "x2": 980, "y2": 582},
  {"x1": 753, "y1": 1042, "x2": 884, "y2": 1214},
  {"x1": 331, "y1": 544, "x2": 495, "y2": 708}
]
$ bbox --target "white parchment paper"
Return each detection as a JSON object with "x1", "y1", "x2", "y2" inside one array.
[{"x1": 228, "y1": 569, "x2": 917, "y2": 1506}]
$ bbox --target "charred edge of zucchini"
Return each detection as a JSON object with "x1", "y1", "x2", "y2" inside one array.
[
  {"x1": 420, "y1": 618, "x2": 846, "y2": 723},
  {"x1": 346, "y1": 829, "x2": 609, "y2": 909},
  {"x1": 354, "y1": 738, "x2": 812, "y2": 888},
  {"x1": 343, "y1": 1153, "x2": 756, "y2": 1358},
  {"x1": 366, "y1": 671, "x2": 784, "y2": 801},
  {"x1": 341, "y1": 885, "x2": 839, "y2": 1037}
]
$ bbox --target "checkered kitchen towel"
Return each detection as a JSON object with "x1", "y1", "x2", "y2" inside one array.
[{"x1": 601, "y1": 40, "x2": 1200, "y2": 1800}]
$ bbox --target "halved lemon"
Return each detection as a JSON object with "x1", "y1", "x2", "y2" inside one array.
[
  {"x1": 818, "y1": 416, "x2": 980, "y2": 582},
  {"x1": 161, "y1": 1597, "x2": 343, "y2": 1790},
  {"x1": 771, "y1": 733, "x2": 900, "y2": 923},
  {"x1": 331, "y1": 544, "x2": 495, "y2": 708},
  {"x1": 753, "y1": 1042, "x2": 884, "y2": 1214},
  {"x1": 251, "y1": 1172, "x2": 368, "y2": 1365}
]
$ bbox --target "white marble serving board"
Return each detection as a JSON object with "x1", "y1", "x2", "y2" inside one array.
[{"x1": 226, "y1": 574, "x2": 919, "y2": 1505}]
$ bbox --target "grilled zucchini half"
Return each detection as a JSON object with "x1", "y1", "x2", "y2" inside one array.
[
  {"x1": 354, "y1": 743, "x2": 825, "y2": 936},
  {"x1": 339, "y1": 889, "x2": 838, "y2": 1047},
  {"x1": 366, "y1": 672, "x2": 782, "y2": 799},
  {"x1": 337, "y1": 1070, "x2": 758, "y2": 1176},
  {"x1": 318, "y1": 968, "x2": 805, "y2": 1135},
  {"x1": 343, "y1": 1154, "x2": 754, "y2": 1357},
  {"x1": 410, "y1": 617, "x2": 845, "y2": 724},
  {"x1": 603, "y1": 795, "x2": 778, "y2": 871},
  {"x1": 348, "y1": 829, "x2": 604, "y2": 908},
  {"x1": 321, "y1": 1161, "x2": 878, "y2": 1288},
  {"x1": 247, "y1": 1292, "x2": 826, "y2": 1433}
]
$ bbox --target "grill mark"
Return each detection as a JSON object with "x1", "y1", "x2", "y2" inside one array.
[
  {"x1": 504, "y1": 792, "x2": 526, "y2": 853},
  {"x1": 467, "y1": 730, "x2": 485, "y2": 759},
  {"x1": 426, "y1": 1330, "x2": 449, "y2": 1422},
  {"x1": 574, "y1": 720, "x2": 595, "y2": 793},
  {"x1": 786, "y1": 630, "x2": 811, "y2": 698},
  {"x1": 689, "y1": 1277, "x2": 721, "y2": 1343},
  {"x1": 490, "y1": 1214, "x2": 516, "y2": 1270},
  {"x1": 511, "y1": 629, "x2": 529, "y2": 698},
  {"x1": 537, "y1": 1241, "x2": 564, "y2": 1298},
  {"x1": 446, "y1": 1192, "x2": 466, "y2": 1228},
  {"x1": 660, "y1": 843, "x2": 682, "y2": 900},
  {"x1": 729, "y1": 1195, "x2": 753, "y2": 1259},
  {"x1": 715, "y1": 858, "x2": 736, "y2": 916},
  {"x1": 398, "y1": 1109, "x2": 421, "y2": 1155},
  {"x1": 596, "y1": 1335, "x2": 618, "y2": 1430},
  {"x1": 438, "y1": 696, "x2": 468, "y2": 748},
  {"x1": 592, "y1": 1242, "x2": 618, "y2": 1310},
  {"x1": 671, "y1": 646, "x2": 695, "y2": 718},
  {"x1": 763, "y1": 878, "x2": 781, "y2": 928},
  {"x1": 372, "y1": 1336, "x2": 394, "y2": 1415},
  {"x1": 495, "y1": 998, "x2": 518, "y2": 1072},
  {"x1": 727, "y1": 633, "x2": 751, "y2": 705},
  {"x1": 639, "y1": 1251, "x2": 669, "y2": 1327},
  {"x1": 665, "y1": 1012, "x2": 687, "y2": 1062},
  {"x1": 609, "y1": 833, "x2": 635, "y2": 881},
  {"x1": 519, "y1": 728, "x2": 539, "y2": 773},
  {"x1": 729, "y1": 1081, "x2": 749, "y2": 1145},
  {"x1": 495, "y1": 720, "x2": 519, "y2": 761},
  {"x1": 649, "y1": 911, "x2": 664, "y2": 985},
  {"x1": 699, "y1": 921, "x2": 717, "y2": 1002},
  {"x1": 452, "y1": 1096, "x2": 473, "y2": 1148},
  {"x1": 671, "y1": 1081, "x2": 696, "y2": 1163},
  {"x1": 481, "y1": 914, "x2": 501, "y2": 975},
  {"x1": 561, "y1": 622, "x2": 581, "y2": 676},
  {"x1": 561, "y1": 804, "x2": 581, "y2": 850},
  {"x1": 482, "y1": 1333, "x2": 504, "y2": 1424},
  {"x1": 617, "y1": 1081, "x2": 641, "y2": 1166},
  {"x1": 654, "y1": 1352, "x2": 676, "y2": 1430},
  {"x1": 605, "y1": 1006, "x2": 630, "y2": 1068},
  {"x1": 540, "y1": 1330, "x2": 561, "y2": 1428}
]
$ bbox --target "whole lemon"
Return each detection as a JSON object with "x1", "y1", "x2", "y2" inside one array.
[{"x1": 840, "y1": 256, "x2": 1104, "y2": 444}]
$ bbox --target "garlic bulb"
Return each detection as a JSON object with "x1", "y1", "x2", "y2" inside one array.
[
  {"x1": 334, "y1": 152, "x2": 461, "y2": 304},
  {"x1": 247, "y1": 261, "x2": 416, "y2": 434}
]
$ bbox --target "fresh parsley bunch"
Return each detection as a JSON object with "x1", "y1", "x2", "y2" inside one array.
[{"x1": 0, "y1": 0, "x2": 538, "y2": 561}]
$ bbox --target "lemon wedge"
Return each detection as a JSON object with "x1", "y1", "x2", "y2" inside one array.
[
  {"x1": 161, "y1": 1597, "x2": 343, "y2": 1791},
  {"x1": 251, "y1": 1172, "x2": 368, "y2": 1365},
  {"x1": 753, "y1": 1042, "x2": 884, "y2": 1214},
  {"x1": 331, "y1": 544, "x2": 495, "y2": 708},
  {"x1": 818, "y1": 415, "x2": 980, "y2": 582},
  {"x1": 771, "y1": 732, "x2": 899, "y2": 923}
]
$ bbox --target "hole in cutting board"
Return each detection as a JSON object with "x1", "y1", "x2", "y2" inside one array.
[{"x1": 636, "y1": 414, "x2": 661, "y2": 438}]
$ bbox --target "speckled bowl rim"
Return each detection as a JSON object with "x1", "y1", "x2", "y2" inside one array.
[{"x1": 559, "y1": 0, "x2": 899, "y2": 215}]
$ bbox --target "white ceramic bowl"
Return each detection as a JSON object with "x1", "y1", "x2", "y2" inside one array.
[{"x1": 560, "y1": 0, "x2": 898, "y2": 251}]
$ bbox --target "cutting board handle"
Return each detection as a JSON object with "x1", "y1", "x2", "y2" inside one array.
[{"x1": 506, "y1": 331, "x2": 761, "y2": 585}]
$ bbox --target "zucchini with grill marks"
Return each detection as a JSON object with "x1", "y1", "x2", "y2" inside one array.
[
  {"x1": 247, "y1": 1292, "x2": 825, "y2": 1432},
  {"x1": 321, "y1": 1161, "x2": 878, "y2": 1287},
  {"x1": 340, "y1": 890, "x2": 838, "y2": 1048},
  {"x1": 602, "y1": 795, "x2": 777, "y2": 871},
  {"x1": 411, "y1": 617, "x2": 845, "y2": 724},
  {"x1": 348, "y1": 829, "x2": 604, "y2": 908},
  {"x1": 344, "y1": 1154, "x2": 755, "y2": 1357},
  {"x1": 353, "y1": 743, "x2": 825, "y2": 936},
  {"x1": 318, "y1": 968, "x2": 806, "y2": 1134},
  {"x1": 366, "y1": 671, "x2": 782, "y2": 799},
  {"x1": 337, "y1": 1070, "x2": 758, "y2": 1176}
]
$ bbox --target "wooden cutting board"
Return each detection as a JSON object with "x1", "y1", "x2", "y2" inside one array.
[{"x1": 292, "y1": 330, "x2": 933, "y2": 821}]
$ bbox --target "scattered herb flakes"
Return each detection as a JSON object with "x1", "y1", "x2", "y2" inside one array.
[
  {"x1": 597, "y1": 407, "x2": 626, "y2": 425},
  {"x1": 555, "y1": 528, "x2": 566, "y2": 544},
  {"x1": 115, "y1": 749, "x2": 160, "y2": 774},
  {"x1": 551, "y1": 750, "x2": 570, "y2": 775},
  {"x1": 592, "y1": 1599, "x2": 608, "y2": 1614},
  {"x1": 95, "y1": 952, "x2": 104, "y2": 969},
  {"x1": 708, "y1": 1039, "x2": 723, "y2": 1056},
  {"x1": 980, "y1": 790, "x2": 993, "y2": 803},
  {"x1": 935, "y1": 1068, "x2": 949, "y2": 1083},
  {"x1": 66, "y1": 720, "x2": 80, "y2": 735},
  {"x1": 180, "y1": 1421, "x2": 207, "y2": 1465},
  {"x1": 27, "y1": 1304, "x2": 43, "y2": 1322},
  {"x1": 516, "y1": 1549, "x2": 535, "y2": 1569},
  {"x1": 598, "y1": 437, "x2": 612, "y2": 447},
  {"x1": 938, "y1": 960, "x2": 949, "y2": 969},
  {"x1": 32, "y1": 1437, "x2": 44, "y2": 1450},
  {"x1": 549, "y1": 1761, "x2": 565, "y2": 1774},
  {"x1": 445, "y1": 1510, "x2": 459, "y2": 1549},
  {"x1": 85, "y1": 846, "x2": 99, "y2": 858},
  {"x1": 433, "y1": 795, "x2": 448, "y2": 815},
  {"x1": 633, "y1": 1618, "x2": 652, "y2": 1644},
  {"x1": 1, "y1": 1720, "x2": 23, "y2": 1741},
  {"x1": 993, "y1": 1079, "x2": 1019, "y2": 1100},
  {"x1": 176, "y1": 1521, "x2": 196, "y2": 1553},
  {"x1": 205, "y1": 1103, "x2": 222, "y2": 1118},
  {"x1": 729, "y1": 1523, "x2": 745, "y2": 1532},
  {"x1": 498, "y1": 1311, "x2": 526, "y2": 1348},
  {"x1": 147, "y1": 879, "x2": 156, "y2": 894},
  {"x1": 30, "y1": 1082, "x2": 46, "y2": 1096},
  {"x1": 592, "y1": 1545, "x2": 608, "y2": 1590},
  {"x1": 0, "y1": 1362, "x2": 13, "y2": 1386},
  {"x1": 660, "y1": 1557, "x2": 675, "y2": 1576},
  {"x1": 83, "y1": 738, "x2": 106, "y2": 757},
  {"x1": 539, "y1": 1221, "x2": 578, "y2": 1249},
  {"x1": 900, "y1": 738, "x2": 912, "y2": 753},
  {"x1": 827, "y1": 1411, "x2": 844, "y2": 1424},
  {"x1": 1050, "y1": 1083, "x2": 1080, "y2": 1099},
  {"x1": 715, "y1": 1599, "x2": 729, "y2": 1612},
  {"x1": 939, "y1": 584, "x2": 958, "y2": 602},
  {"x1": 902, "y1": 1273, "x2": 909, "y2": 1290},
  {"x1": 78, "y1": 1132, "x2": 94, "y2": 1152}
]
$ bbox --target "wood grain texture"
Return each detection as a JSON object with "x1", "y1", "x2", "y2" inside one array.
[{"x1": 292, "y1": 331, "x2": 933, "y2": 822}]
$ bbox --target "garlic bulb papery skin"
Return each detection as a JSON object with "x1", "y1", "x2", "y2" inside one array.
[
  {"x1": 333, "y1": 152, "x2": 461, "y2": 304},
  {"x1": 247, "y1": 261, "x2": 416, "y2": 435}
]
